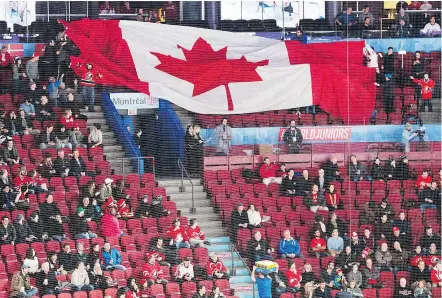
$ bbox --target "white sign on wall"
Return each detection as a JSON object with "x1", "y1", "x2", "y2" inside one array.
[
  {"x1": 109, "y1": 93, "x2": 159, "y2": 110},
  {"x1": 0, "y1": 1, "x2": 36, "y2": 31}
]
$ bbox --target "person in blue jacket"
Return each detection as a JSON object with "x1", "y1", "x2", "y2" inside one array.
[
  {"x1": 279, "y1": 229, "x2": 304, "y2": 259},
  {"x1": 101, "y1": 242, "x2": 126, "y2": 271},
  {"x1": 251, "y1": 265, "x2": 273, "y2": 298}
]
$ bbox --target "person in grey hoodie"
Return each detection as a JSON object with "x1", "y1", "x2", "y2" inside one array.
[
  {"x1": 26, "y1": 55, "x2": 39, "y2": 82},
  {"x1": 346, "y1": 280, "x2": 364, "y2": 297}
]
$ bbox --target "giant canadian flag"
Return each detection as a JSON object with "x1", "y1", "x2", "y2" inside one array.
[{"x1": 61, "y1": 19, "x2": 376, "y2": 124}]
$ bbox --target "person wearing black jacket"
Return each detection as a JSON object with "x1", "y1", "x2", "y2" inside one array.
[
  {"x1": 39, "y1": 193, "x2": 61, "y2": 230},
  {"x1": 71, "y1": 207, "x2": 97, "y2": 240},
  {"x1": 36, "y1": 262, "x2": 60, "y2": 295},
  {"x1": 184, "y1": 125, "x2": 195, "y2": 172},
  {"x1": 395, "y1": 277, "x2": 413, "y2": 298},
  {"x1": 322, "y1": 157, "x2": 343, "y2": 184},
  {"x1": 58, "y1": 243, "x2": 76, "y2": 272},
  {"x1": 383, "y1": 74, "x2": 395, "y2": 115},
  {"x1": 383, "y1": 47, "x2": 395, "y2": 75},
  {"x1": 418, "y1": 181, "x2": 439, "y2": 213},
  {"x1": 296, "y1": 170, "x2": 313, "y2": 195},
  {"x1": 69, "y1": 149, "x2": 91, "y2": 178},
  {"x1": 27, "y1": 212, "x2": 47, "y2": 242},
  {"x1": 38, "y1": 153, "x2": 56, "y2": 180},
  {"x1": 335, "y1": 246, "x2": 358, "y2": 272},
  {"x1": 396, "y1": 156, "x2": 410, "y2": 180},
  {"x1": 48, "y1": 214, "x2": 66, "y2": 243},
  {"x1": 371, "y1": 157, "x2": 385, "y2": 181},
  {"x1": 282, "y1": 120, "x2": 303, "y2": 154},
  {"x1": 384, "y1": 157, "x2": 398, "y2": 180},
  {"x1": 230, "y1": 203, "x2": 248, "y2": 245},
  {"x1": 326, "y1": 211, "x2": 347, "y2": 238},
  {"x1": 14, "y1": 214, "x2": 36, "y2": 244},
  {"x1": 419, "y1": 226, "x2": 442, "y2": 250},
  {"x1": 0, "y1": 215, "x2": 16, "y2": 245},
  {"x1": 149, "y1": 195, "x2": 170, "y2": 218},
  {"x1": 280, "y1": 169, "x2": 297, "y2": 196},
  {"x1": 135, "y1": 195, "x2": 150, "y2": 218},
  {"x1": 63, "y1": 92, "x2": 88, "y2": 121},
  {"x1": 39, "y1": 124, "x2": 57, "y2": 150},
  {"x1": 78, "y1": 197, "x2": 101, "y2": 222},
  {"x1": 247, "y1": 230, "x2": 273, "y2": 261},
  {"x1": 53, "y1": 149, "x2": 70, "y2": 178},
  {"x1": 40, "y1": 40, "x2": 58, "y2": 80},
  {"x1": 35, "y1": 95, "x2": 54, "y2": 122}
]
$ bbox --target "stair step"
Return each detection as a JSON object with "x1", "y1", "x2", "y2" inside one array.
[
  {"x1": 102, "y1": 132, "x2": 115, "y2": 138},
  {"x1": 105, "y1": 151, "x2": 126, "y2": 159},
  {"x1": 207, "y1": 244, "x2": 232, "y2": 252},
  {"x1": 217, "y1": 259, "x2": 244, "y2": 267},
  {"x1": 206, "y1": 236, "x2": 230, "y2": 244},
  {"x1": 87, "y1": 118, "x2": 107, "y2": 124},
  {"x1": 164, "y1": 185, "x2": 205, "y2": 194},
  {"x1": 230, "y1": 275, "x2": 252, "y2": 284},
  {"x1": 158, "y1": 179, "x2": 202, "y2": 187},
  {"x1": 169, "y1": 192, "x2": 207, "y2": 200},
  {"x1": 178, "y1": 206, "x2": 214, "y2": 215},
  {"x1": 234, "y1": 267, "x2": 251, "y2": 276},
  {"x1": 103, "y1": 145, "x2": 123, "y2": 152}
]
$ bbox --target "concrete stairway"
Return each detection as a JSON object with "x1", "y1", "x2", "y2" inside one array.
[
  {"x1": 81, "y1": 106, "x2": 128, "y2": 175},
  {"x1": 419, "y1": 97, "x2": 441, "y2": 124},
  {"x1": 172, "y1": 104, "x2": 195, "y2": 129},
  {"x1": 158, "y1": 178, "x2": 257, "y2": 298}
]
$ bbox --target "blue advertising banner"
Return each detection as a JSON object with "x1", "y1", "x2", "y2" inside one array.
[{"x1": 201, "y1": 124, "x2": 440, "y2": 146}]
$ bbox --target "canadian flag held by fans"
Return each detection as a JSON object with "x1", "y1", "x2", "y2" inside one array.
[{"x1": 61, "y1": 19, "x2": 376, "y2": 123}]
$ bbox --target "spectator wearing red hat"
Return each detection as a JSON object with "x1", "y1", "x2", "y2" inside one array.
[
  {"x1": 187, "y1": 218, "x2": 210, "y2": 248},
  {"x1": 431, "y1": 261, "x2": 442, "y2": 287},
  {"x1": 309, "y1": 229, "x2": 327, "y2": 258},
  {"x1": 166, "y1": 218, "x2": 190, "y2": 249},
  {"x1": 101, "y1": 207, "x2": 123, "y2": 238},
  {"x1": 116, "y1": 199, "x2": 133, "y2": 219},
  {"x1": 206, "y1": 253, "x2": 229, "y2": 280},
  {"x1": 141, "y1": 253, "x2": 168, "y2": 287},
  {"x1": 416, "y1": 170, "x2": 432, "y2": 190},
  {"x1": 390, "y1": 226, "x2": 409, "y2": 250},
  {"x1": 333, "y1": 268, "x2": 347, "y2": 290},
  {"x1": 259, "y1": 157, "x2": 282, "y2": 186},
  {"x1": 101, "y1": 197, "x2": 115, "y2": 210}
]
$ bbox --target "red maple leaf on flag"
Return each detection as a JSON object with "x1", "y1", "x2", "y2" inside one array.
[{"x1": 151, "y1": 37, "x2": 269, "y2": 111}]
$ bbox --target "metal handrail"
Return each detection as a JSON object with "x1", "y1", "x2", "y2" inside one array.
[
  {"x1": 177, "y1": 158, "x2": 195, "y2": 214},
  {"x1": 229, "y1": 241, "x2": 256, "y2": 298},
  {"x1": 116, "y1": 156, "x2": 156, "y2": 178}
]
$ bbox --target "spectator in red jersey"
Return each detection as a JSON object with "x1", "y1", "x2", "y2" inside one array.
[
  {"x1": 277, "y1": 163, "x2": 288, "y2": 178},
  {"x1": 431, "y1": 261, "x2": 442, "y2": 287},
  {"x1": 410, "y1": 246, "x2": 426, "y2": 267},
  {"x1": 76, "y1": 63, "x2": 102, "y2": 112},
  {"x1": 187, "y1": 218, "x2": 210, "y2": 248},
  {"x1": 0, "y1": 45, "x2": 14, "y2": 92},
  {"x1": 260, "y1": 157, "x2": 282, "y2": 186},
  {"x1": 282, "y1": 263, "x2": 302, "y2": 293},
  {"x1": 60, "y1": 109, "x2": 76, "y2": 131},
  {"x1": 410, "y1": 73, "x2": 435, "y2": 112},
  {"x1": 425, "y1": 243, "x2": 440, "y2": 268},
  {"x1": 13, "y1": 166, "x2": 29, "y2": 189},
  {"x1": 162, "y1": 1, "x2": 177, "y2": 24},
  {"x1": 207, "y1": 253, "x2": 229, "y2": 280},
  {"x1": 141, "y1": 253, "x2": 168, "y2": 287},
  {"x1": 416, "y1": 170, "x2": 432, "y2": 190},
  {"x1": 309, "y1": 229, "x2": 327, "y2": 258},
  {"x1": 101, "y1": 207, "x2": 123, "y2": 238},
  {"x1": 325, "y1": 184, "x2": 340, "y2": 211},
  {"x1": 166, "y1": 218, "x2": 190, "y2": 249}
]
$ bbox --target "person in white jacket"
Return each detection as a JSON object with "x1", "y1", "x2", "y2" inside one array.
[
  {"x1": 71, "y1": 262, "x2": 94, "y2": 292},
  {"x1": 174, "y1": 257, "x2": 194, "y2": 284}
]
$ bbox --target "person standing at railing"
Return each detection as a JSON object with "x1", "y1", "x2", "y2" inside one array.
[
  {"x1": 358, "y1": 5, "x2": 374, "y2": 24},
  {"x1": 119, "y1": 1, "x2": 134, "y2": 14},
  {"x1": 215, "y1": 118, "x2": 232, "y2": 156}
]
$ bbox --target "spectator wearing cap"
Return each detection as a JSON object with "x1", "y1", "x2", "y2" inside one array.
[
  {"x1": 116, "y1": 199, "x2": 133, "y2": 219},
  {"x1": 102, "y1": 242, "x2": 126, "y2": 271},
  {"x1": 420, "y1": 226, "x2": 441, "y2": 251},
  {"x1": 327, "y1": 229, "x2": 344, "y2": 257},
  {"x1": 309, "y1": 229, "x2": 327, "y2": 258},
  {"x1": 166, "y1": 218, "x2": 190, "y2": 249},
  {"x1": 101, "y1": 197, "x2": 115, "y2": 212},
  {"x1": 247, "y1": 231, "x2": 273, "y2": 262},
  {"x1": 390, "y1": 226, "x2": 409, "y2": 250},
  {"x1": 259, "y1": 157, "x2": 283, "y2": 186},
  {"x1": 419, "y1": 181, "x2": 439, "y2": 212},
  {"x1": 100, "y1": 178, "x2": 114, "y2": 203},
  {"x1": 416, "y1": 170, "x2": 432, "y2": 190},
  {"x1": 397, "y1": 155, "x2": 410, "y2": 180},
  {"x1": 101, "y1": 207, "x2": 123, "y2": 238},
  {"x1": 187, "y1": 218, "x2": 210, "y2": 248},
  {"x1": 207, "y1": 253, "x2": 229, "y2": 280},
  {"x1": 375, "y1": 242, "x2": 393, "y2": 272},
  {"x1": 72, "y1": 207, "x2": 97, "y2": 240},
  {"x1": 333, "y1": 268, "x2": 347, "y2": 290},
  {"x1": 279, "y1": 229, "x2": 304, "y2": 259},
  {"x1": 149, "y1": 195, "x2": 170, "y2": 218},
  {"x1": 174, "y1": 257, "x2": 194, "y2": 284},
  {"x1": 10, "y1": 263, "x2": 38, "y2": 298},
  {"x1": 0, "y1": 215, "x2": 16, "y2": 245},
  {"x1": 141, "y1": 253, "x2": 168, "y2": 287},
  {"x1": 25, "y1": 54, "x2": 39, "y2": 83},
  {"x1": 230, "y1": 203, "x2": 248, "y2": 245},
  {"x1": 402, "y1": 122, "x2": 418, "y2": 153},
  {"x1": 375, "y1": 198, "x2": 395, "y2": 220}
]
